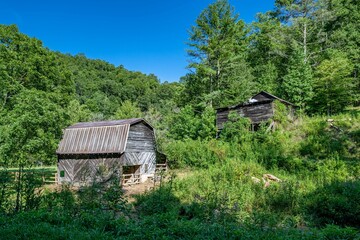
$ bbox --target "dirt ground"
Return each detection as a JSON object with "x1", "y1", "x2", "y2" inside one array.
[{"x1": 122, "y1": 179, "x2": 158, "y2": 202}]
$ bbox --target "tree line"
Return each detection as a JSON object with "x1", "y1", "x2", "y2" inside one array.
[{"x1": 0, "y1": 0, "x2": 359, "y2": 167}]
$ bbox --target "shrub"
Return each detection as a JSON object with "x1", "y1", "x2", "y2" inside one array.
[
  {"x1": 306, "y1": 180, "x2": 360, "y2": 228},
  {"x1": 165, "y1": 139, "x2": 224, "y2": 168}
]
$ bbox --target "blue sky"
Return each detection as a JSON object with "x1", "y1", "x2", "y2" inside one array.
[{"x1": 1, "y1": 0, "x2": 275, "y2": 82}]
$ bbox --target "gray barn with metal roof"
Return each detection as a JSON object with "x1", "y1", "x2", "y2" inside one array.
[{"x1": 56, "y1": 118, "x2": 156, "y2": 185}]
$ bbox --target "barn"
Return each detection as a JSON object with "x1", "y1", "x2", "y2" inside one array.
[
  {"x1": 56, "y1": 118, "x2": 157, "y2": 185},
  {"x1": 216, "y1": 91, "x2": 295, "y2": 131}
]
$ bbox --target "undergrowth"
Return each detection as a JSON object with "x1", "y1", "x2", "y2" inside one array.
[{"x1": 0, "y1": 113, "x2": 359, "y2": 239}]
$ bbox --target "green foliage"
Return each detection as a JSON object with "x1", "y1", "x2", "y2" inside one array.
[
  {"x1": 186, "y1": 0, "x2": 255, "y2": 107},
  {"x1": 0, "y1": 1, "x2": 359, "y2": 237},
  {"x1": 220, "y1": 111, "x2": 252, "y2": 143},
  {"x1": 320, "y1": 224, "x2": 359, "y2": 240},
  {"x1": 0, "y1": 89, "x2": 67, "y2": 166},
  {"x1": 168, "y1": 105, "x2": 216, "y2": 140},
  {"x1": 311, "y1": 50, "x2": 355, "y2": 115},
  {"x1": 307, "y1": 180, "x2": 360, "y2": 228},
  {"x1": 165, "y1": 139, "x2": 223, "y2": 168},
  {"x1": 66, "y1": 99, "x2": 92, "y2": 124},
  {"x1": 282, "y1": 44, "x2": 313, "y2": 110},
  {"x1": 113, "y1": 100, "x2": 142, "y2": 119},
  {"x1": 135, "y1": 183, "x2": 179, "y2": 216}
]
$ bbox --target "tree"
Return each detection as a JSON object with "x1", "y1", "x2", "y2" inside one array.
[
  {"x1": 274, "y1": 0, "x2": 322, "y2": 63},
  {"x1": 186, "y1": 0, "x2": 254, "y2": 107},
  {"x1": 168, "y1": 105, "x2": 216, "y2": 140},
  {"x1": 325, "y1": 0, "x2": 360, "y2": 104},
  {"x1": 311, "y1": 50, "x2": 354, "y2": 115},
  {"x1": 113, "y1": 100, "x2": 142, "y2": 120},
  {"x1": 0, "y1": 90, "x2": 66, "y2": 166},
  {"x1": 248, "y1": 13, "x2": 287, "y2": 94},
  {"x1": 282, "y1": 44, "x2": 313, "y2": 110},
  {"x1": 66, "y1": 99, "x2": 92, "y2": 124}
]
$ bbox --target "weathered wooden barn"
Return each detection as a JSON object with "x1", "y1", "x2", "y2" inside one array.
[
  {"x1": 216, "y1": 91, "x2": 295, "y2": 131},
  {"x1": 56, "y1": 118, "x2": 157, "y2": 185}
]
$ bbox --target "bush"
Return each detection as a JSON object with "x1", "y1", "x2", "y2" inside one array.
[
  {"x1": 306, "y1": 180, "x2": 360, "y2": 228},
  {"x1": 320, "y1": 224, "x2": 359, "y2": 240},
  {"x1": 134, "y1": 184, "x2": 180, "y2": 216},
  {"x1": 165, "y1": 139, "x2": 225, "y2": 168}
]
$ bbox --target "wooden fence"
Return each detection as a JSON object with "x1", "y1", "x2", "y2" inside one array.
[
  {"x1": 122, "y1": 173, "x2": 141, "y2": 186},
  {"x1": 0, "y1": 168, "x2": 58, "y2": 185},
  {"x1": 155, "y1": 163, "x2": 167, "y2": 172}
]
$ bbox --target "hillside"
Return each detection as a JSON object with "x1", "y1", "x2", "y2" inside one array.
[{"x1": 0, "y1": 0, "x2": 360, "y2": 238}]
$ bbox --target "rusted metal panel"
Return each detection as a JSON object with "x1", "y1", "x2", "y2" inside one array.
[{"x1": 56, "y1": 125, "x2": 130, "y2": 154}]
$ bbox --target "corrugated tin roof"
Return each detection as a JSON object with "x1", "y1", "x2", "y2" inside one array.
[
  {"x1": 67, "y1": 118, "x2": 145, "y2": 129},
  {"x1": 56, "y1": 124, "x2": 130, "y2": 155}
]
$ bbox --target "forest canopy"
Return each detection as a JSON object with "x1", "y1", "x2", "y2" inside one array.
[
  {"x1": 0, "y1": 0, "x2": 359, "y2": 167},
  {"x1": 0, "y1": 1, "x2": 359, "y2": 238}
]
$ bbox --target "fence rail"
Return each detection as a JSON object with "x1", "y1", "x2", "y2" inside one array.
[
  {"x1": 155, "y1": 163, "x2": 168, "y2": 172},
  {"x1": 0, "y1": 168, "x2": 58, "y2": 184},
  {"x1": 122, "y1": 173, "x2": 141, "y2": 186}
]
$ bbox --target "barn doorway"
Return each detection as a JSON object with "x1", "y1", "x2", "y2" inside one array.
[{"x1": 122, "y1": 165, "x2": 141, "y2": 185}]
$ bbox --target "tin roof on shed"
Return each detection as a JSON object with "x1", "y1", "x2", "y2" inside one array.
[
  {"x1": 67, "y1": 118, "x2": 147, "y2": 129},
  {"x1": 56, "y1": 118, "x2": 152, "y2": 155}
]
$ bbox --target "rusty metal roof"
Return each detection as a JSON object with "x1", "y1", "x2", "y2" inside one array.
[{"x1": 56, "y1": 124, "x2": 130, "y2": 155}]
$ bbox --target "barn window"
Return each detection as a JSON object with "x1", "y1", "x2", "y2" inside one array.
[{"x1": 60, "y1": 170, "x2": 65, "y2": 177}]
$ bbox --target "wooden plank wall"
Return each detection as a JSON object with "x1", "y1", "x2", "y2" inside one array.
[
  {"x1": 58, "y1": 122, "x2": 157, "y2": 184},
  {"x1": 216, "y1": 102, "x2": 274, "y2": 130},
  {"x1": 121, "y1": 152, "x2": 156, "y2": 174},
  {"x1": 242, "y1": 102, "x2": 274, "y2": 123},
  {"x1": 126, "y1": 123, "x2": 155, "y2": 152},
  {"x1": 124, "y1": 123, "x2": 156, "y2": 175},
  {"x1": 58, "y1": 157, "x2": 122, "y2": 184}
]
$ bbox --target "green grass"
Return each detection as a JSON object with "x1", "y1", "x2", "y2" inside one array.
[{"x1": 0, "y1": 113, "x2": 359, "y2": 239}]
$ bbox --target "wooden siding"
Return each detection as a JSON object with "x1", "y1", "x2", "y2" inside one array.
[
  {"x1": 57, "y1": 119, "x2": 157, "y2": 184},
  {"x1": 217, "y1": 102, "x2": 274, "y2": 130},
  {"x1": 124, "y1": 123, "x2": 156, "y2": 176},
  {"x1": 58, "y1": 157, "x2": 122, "y2": 184},
  {"x1": 243, "y1": 102, "x2": 274, "y2": 123},
  {"x1": 126, "y1": 123, "x2": 155, "y2": 152}
]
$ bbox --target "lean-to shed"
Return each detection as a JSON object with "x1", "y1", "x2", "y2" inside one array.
[
  {"x1": 216, "y1": 91, "x2": 295, "y2": 131},
  {"x1": 56, "y1": 118, "x2": 156, "y2": 185}
]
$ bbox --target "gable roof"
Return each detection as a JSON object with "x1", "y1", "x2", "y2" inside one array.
[
  {"x1": 67, "y1": 118, "x2": 151, "y2": 129},
  {"x1": 216, "y1": 91, "x2": 295, "y2": 111},
  {"x1": 251, "y1": 91, "x2": 295, "y2": 106},
  {"x1": 56, "y1": 118, "x2": 152, "y2": 155}
]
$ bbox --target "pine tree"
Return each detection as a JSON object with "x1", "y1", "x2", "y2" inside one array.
[
  {"x1": 282, "y1": 44, "x2": 313, "y2": 110},
  {"x1": 186, "y1": 0, "x2": 254, "y2": 107}
]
